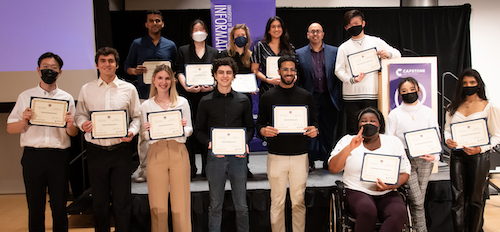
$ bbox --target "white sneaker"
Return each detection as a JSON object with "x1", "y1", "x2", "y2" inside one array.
[{"x1": 134, "y1": 170, "x2": 146, "y2": 183}]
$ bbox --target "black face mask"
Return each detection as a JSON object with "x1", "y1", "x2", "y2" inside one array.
[
  {"x1": 40, "y1": 69, "x2": 59, "y2": 84},
  {"x1": 361, "y1": 124, "x2": 378, "y2": 137},
  {"x1": 401, "y1": 92, "x2": 418, "y2": 104},
  {"x1": 347, "y1": 25, "x2": 363, "y2": 37},
  {"x1": 234, "y1": 36, "x2": 248, "y2": 48},
  {"x1": 463, "y1": 86, "x2": 479, "y2": 96}
]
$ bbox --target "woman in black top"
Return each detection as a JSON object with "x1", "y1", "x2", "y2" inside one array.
[
  {"x1": 175, "y1": 19, "x2": 218, "y2": 178},
  {"x1": 251, "y1": 16, "x2": 294, "y2": 96}
]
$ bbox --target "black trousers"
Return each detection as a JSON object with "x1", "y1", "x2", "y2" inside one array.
[
  {"x1": 309, "y1": 91, "x2": 340, "y2": 166},
  {"x1": 450, "y1": 150, "x2": 490, "y2": 232},
  {"x1": 86, "y1": 143, "x2": 132, "y2": 232},
  {"x1": 344, "y1": 99, "x2": 378, "y2": 135},
  {"x1": 22, "y1": 147, "x2": 70, "y2": 232}
]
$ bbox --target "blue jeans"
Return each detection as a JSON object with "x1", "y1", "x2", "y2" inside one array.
[{"x1": 206, "y1": 153, "x2": 249, "y2": 232}]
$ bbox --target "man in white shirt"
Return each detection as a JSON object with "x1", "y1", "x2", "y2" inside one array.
[
  {"x1": 335, "y1": 9, "x2": 401, "y2": 134},
  {"x1": 75, "y1": 47, "x2": 141, "y2": 232},
  {"x1": 7, "y1": 52, "x2": 79, "y2": 232}
]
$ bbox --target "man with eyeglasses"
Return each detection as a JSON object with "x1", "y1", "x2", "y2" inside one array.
[
  {"x1": 7, "y1": 52, "x2": 79, "y2": 232},
  {"x1": 296, "y1": 22, "x2": 342, "y2": 173},
  {"x1": 257, "y1": 55, "x2": 318, "y2": 232},
  {"x1": 124, "y1": 9, "x2": 177, "y2": 182}
]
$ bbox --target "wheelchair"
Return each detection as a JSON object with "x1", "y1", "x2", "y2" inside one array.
[{"x1": 329, "y1": 180, "x2": 412, "y2": 232}]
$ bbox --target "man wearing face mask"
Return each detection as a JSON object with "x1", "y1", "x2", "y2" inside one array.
[
  {"x1": 257, "y1": 56, "x2": 318, "y2": 232},
  {"x1": 335, "y1": 9, "x2": 401, "y2": 135},
  {"x1": 7, "y1": 52, "x2": 79, "y2": 232},
  {"x1": 296, "y1": 22, "x2": 342, "y2": 172},
  {"x1": 124, "y1": 10, "x2": 177, "y2": 183}
]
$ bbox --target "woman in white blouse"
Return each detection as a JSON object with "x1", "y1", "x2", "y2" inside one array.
[
  {"x1": 140, "y1": 64, "x2": 193, "y2": 232},
  {"x1": 329, "y1": 107, "x2": 411, "y2": 232},
  {"x1": 445, "y1": 68, "x2": 500, "y2": 232},
  {"x1": 386, "y1": 77, "x2": 439, "y2": 232}
]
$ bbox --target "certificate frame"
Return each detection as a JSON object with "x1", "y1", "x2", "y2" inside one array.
[
  {"x1": 450, "y1": 117, "x2": 490, "y2": 149},
  {"x1": 185, "y1": 64, "x2": 215, "y2": 86},
  {"x1": 232, "y1": 73, "x2": 258, "y2": 93},
  {"x1": 147, "y1": 109, "x2": 184, "y2": 140},
  {"x1": 265, "y1": 56, "x2": 280, "y2": 78},
  {"x1": 211, "y1": 127, "x2": 247, "y2": 156},
  {"x1": 90, "y1": 109, "x2": 128, "y2": 139},
  {"x1": 28, "y1": 97, "x2": 69, "y2": 128},
  {"x1": 360, "y1": 153, "x2": 401, "y2": 185},
  {"x1": 142, "y1": 60, "x2": 172, "y2": 84},
  {"x1": 403, "y1": 127, "x2": 442, "y2": 158},
  {"x1": 272, "y1": 105, "x2": 309, "y2": 134},
  {"x1": 347, "y1": 47, "x2": 381, "y2": 77}
]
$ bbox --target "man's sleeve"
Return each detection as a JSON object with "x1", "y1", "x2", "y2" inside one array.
[
  {"x1": 128, "y1": 87, "x2": 142, "y2": 136},
  {"x1": 194, "y1": 99, "x2": 210, "y2": 147},
  {"x1": 334, "y1": 46, "x2": 353, "y2": 84},
  {"x1": 307, "y1": 93, "x2": 319, "y2": 128},
  {"x1": 256, "y1": 94, "x2": 269, "y2": 139},
  {"x1": 7, "y1": 94, "x2": 25, "y2": 124},
  {"x1": 243, "y1": 98, "x2": 255, "y2": 144},
  {"x1": 74, "y1": 86, "x2": 90, "y2": 130},
  {"x1": 124, "y1": 41, "x2": 138, "y2": 73}
]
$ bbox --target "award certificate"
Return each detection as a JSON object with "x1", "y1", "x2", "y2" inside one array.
[
  {"x1": 404, "y1": 127, "x2": 442, "y2": 158},
  {"x1": 273, "y1": 106, "x2": 308, "y2": 133},
  {"x1": 211, "y1": 128, "x2": 246, "y2": 155},
  {"x1": 347, "y1": 47, "x2": 381, "y2": 77},
  {"x1": 142, "y1": 60, "x2": 171, "y2": 84},
  {"x1": 450, "y1": 118, "x2": 490, "y2": 149},
  {"x1": 185, "y1": 64, "x2": 214, "y2": 86},
  {"x1": 91, "y1": 110, "x2": 128, "y2": 139},
  {"x1": 147, "y1": 110, "x2": 184, "y2": 140},
  {"x1": 29, "y1": 97, "x2": 68, "y2": 127},
  {"x1": 360, "y1": 153, "x2": 401, "y2": 185},
  {"x1": 232, "y1": 73, "x2": 258, "y2": 93},
  {"x1": 266, "y1": 56, "x2": 280, "y2": 78}
]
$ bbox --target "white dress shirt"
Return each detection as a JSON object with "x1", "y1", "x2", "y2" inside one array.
[
  {"x1": 75, "y1": 76, "x2": 141, "y2": 146},
  {"x1": 7, "y1": 85, "x2": 76, "y2": 149},
  {"x1": 140, "y1": 96, "x2": 193, "y2": 144}
]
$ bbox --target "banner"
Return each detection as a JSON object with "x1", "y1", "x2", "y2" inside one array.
[
  {"x1": 388, "y1": 63, "x2": 433, "y2": 110},
  {"x1": 210, "y1": 0, "x2": 276, "y2": 51}
]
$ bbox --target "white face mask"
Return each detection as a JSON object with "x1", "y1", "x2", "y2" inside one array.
[{"x1": 192, "y1": 31, "x2": 208, "y2": 42}]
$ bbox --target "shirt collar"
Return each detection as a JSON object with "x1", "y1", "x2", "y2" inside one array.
[
  {"x1": 97, "y1": 75, "x2": 119, "y2": 87},
  {"x1": 309, "y1": 42, "x2": 324, "y2": 52},
  {"x1": 214, "y1": 87, "x2": 235, "y2": 98},
  {"x1": 37, "y1": 83, "x2": 59, "y2": 95}
]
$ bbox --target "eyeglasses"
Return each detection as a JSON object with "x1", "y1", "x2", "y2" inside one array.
[
  {"x1": 281, "y1": 68, "x2": 297, "y2": 72},
  {"x1": 40, "y1": 65, "x2": 59, "y2": 70},
  {"x1": 308, "y1": 30, "x2": 323, "y2": 34}
]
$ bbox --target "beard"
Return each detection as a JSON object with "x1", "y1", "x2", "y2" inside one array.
[{"x1": 280, "y1": 75, "x2": 295, "y2": 85}]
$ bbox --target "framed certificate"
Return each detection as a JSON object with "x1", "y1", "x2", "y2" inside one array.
[
  {"x1": 29, "y1": 97, "x2": 69, "y2": 128},
  {"x1": 404, "y1": 127, "x2": 442, "y2": 158},
  {"x1": 450, "y1": 118, "x2": 490, "y2": 149},
  {"x1": 272, "y1": 105, "x2": 308, "y2": 134},
  {"x1": 211, "y1": 128, "x2": 246, "y2": 155},
  {"x1": 185, "y1": 64, "x2": 214, "y2": 86},
  {"x1": 147, "y1": 109, "x2": 184, "y2": 140},
  {"x1": 90, "y1": 110, "x2": 128, "y2": 139},
  {"x1": 266, "y1": 56, "x2": 280, "y2": 78},
  {"x1": 347, "y1": 47, "x2": 381, "y2": 77},
  {"x1": 142, "y1": 60, "x2": 171, "y2": 84},
  {"x1": 232, "y1": 73, "x2": 258, "y2": 93},
  {"x1": 360, "y1": 153, "x2": 401, "y2": 185}
]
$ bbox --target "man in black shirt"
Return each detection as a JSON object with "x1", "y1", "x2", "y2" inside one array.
[
  {"x1": 195, "y1": 57, "x2": 254, "y2": 232},
  {"x1": 256, "y1": 55, "x2": 318, "y2": 232}
]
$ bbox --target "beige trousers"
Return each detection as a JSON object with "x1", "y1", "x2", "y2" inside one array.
[
  {"x1": 147, "y1": 140, "x2": 191, "y2": 232},
  {"x1": 267, "y1": 153, "x2": 309, "y2": 232}
]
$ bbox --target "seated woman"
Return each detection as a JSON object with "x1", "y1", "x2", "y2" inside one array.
[{"x1": 328, "y1": 107, "x2": 411, "y2": 232}]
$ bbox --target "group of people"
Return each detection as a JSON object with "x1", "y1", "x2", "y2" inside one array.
[{"x1": 6, "y1": 8, "x2": 499, "y2": 232}]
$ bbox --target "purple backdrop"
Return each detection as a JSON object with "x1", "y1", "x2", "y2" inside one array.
[{"x1": 389, "y1": 63, "x2": 432, "y2": 110}]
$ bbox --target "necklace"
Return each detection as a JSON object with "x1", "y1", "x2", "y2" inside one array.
[
  {"x1": 154, "y1": 98, "x2": 170, "y2": 108},
  {"x1": 354, "y1": 37, "x2": 365, "y2": 46},
  {"x1": 406, "y1": 104, "x2": 421, "y2": 120}
]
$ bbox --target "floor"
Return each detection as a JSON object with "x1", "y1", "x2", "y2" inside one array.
[{"x1": 1, "y1": 155, "x2": 499, "y2": 232}]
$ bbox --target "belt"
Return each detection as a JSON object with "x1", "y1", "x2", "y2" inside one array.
[
  {"x1": 24, "y1": 146, "x2": 69, "y2": 152},
  {"x1": 87, "y1": 142, "x2": 127, "y2": 152}
]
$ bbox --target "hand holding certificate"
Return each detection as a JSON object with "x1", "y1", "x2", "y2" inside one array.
[
  {"x1": 211, "y1": 128, "x2": 246, "y2": 155},
  {"x1": 273, "y1": 106, "x2": 308, "y2": 133},
  {"x1": 360, "y1": 153, "x2": 401, "y2": 185},
  {"x1": 185, "y1": 64, "x2": 214, "y2": 86},
  {"x1": 232, "y1": 73, "x2": 258, "y2": 93},
  {"x1": 347, "y1": 47, "x2": 381, "y2": 77},
  {"x1": 142, "y1": 61, "x2": 171, "y2": 84},
  {"x1": 266, "y1": 56, "x2": 280, "y2": 79},
  {"x1": 147, "y1": 110, "x2": 184, "y2": 140},
  {"x1": 91, "y1": 110, "x2": 128, "y2": 139},
  {"x1": 29, "y1": 97, "x2": 69, "y2": 127},
  {"x1": 450, "y1": 118, "x2": 490, "y2": 149},
  {"x1": 404, "y1": 127, "x2": 442, "y2": 158}
]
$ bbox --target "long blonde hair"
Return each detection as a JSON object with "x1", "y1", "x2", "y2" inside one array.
[
  {"x1": 149, "y1": 64, "x2": 179, "y2": 107},
  {"x1": 228, "y1": 24, "x2": 252, "y2": 68}
]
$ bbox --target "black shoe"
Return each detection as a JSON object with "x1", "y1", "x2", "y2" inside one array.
[
  {"x1": 201, "y1": 169, "x2": 206, "y2": 178},
  {"x1": 247, "y1": 169, "x2": 254, "y2": 178},
  {"x1": 309, "y1": 165, "x2": 316, "y2": 173}
]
